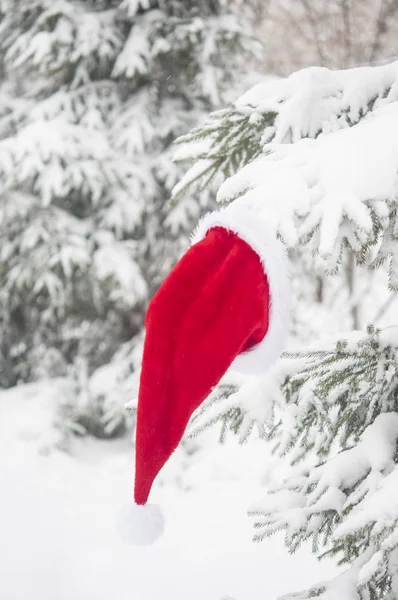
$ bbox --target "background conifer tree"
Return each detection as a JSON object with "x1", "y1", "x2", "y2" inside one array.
[{"x1": 0, "y1": 0, "x2": 259, "y2": 436}]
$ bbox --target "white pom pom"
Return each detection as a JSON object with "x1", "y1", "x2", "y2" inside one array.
[{"x1": 116, "y1": 503, "x2": 164, "y2": 546}]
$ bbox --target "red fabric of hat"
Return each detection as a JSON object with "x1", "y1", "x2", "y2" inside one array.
[{"x1": 135, "y1": 225, "x2": 270, "y2": 506}]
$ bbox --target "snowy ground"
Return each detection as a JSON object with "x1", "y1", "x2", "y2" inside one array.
[{"x1": 0, "y1": 382, "x2": 337, "y2": 600}]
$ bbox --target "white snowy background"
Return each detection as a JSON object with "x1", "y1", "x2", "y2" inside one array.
[{"x1": 0, "y1": 381, "x2": 337, "y2": 600}]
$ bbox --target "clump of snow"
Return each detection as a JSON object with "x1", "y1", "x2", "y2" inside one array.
[
  {"x1": 237, "y1": 62, "x2": 398, "y2": 143},
  {"x1": 112, "y1": 11, "x2": 154, "y2": 78},
  {"x1": 94, "y1": 240, "x2": 147, "y2": 308},
  {"x1": 0, "y1": 379, "x2": 75, "y2": 458},
  {"x1": 336, "y1": 467, "x2": 398, "y2": 538},
  {"x1": 307, "y1": 412, "x2": 398, "y2": 502},
  {"x1": 217, "y1": 106, "x2": 398, "y2": 270},
  {"x1": 251, "y1": 414, "x2": 398, "y2": 545}
]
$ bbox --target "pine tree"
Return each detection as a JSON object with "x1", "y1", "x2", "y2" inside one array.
[
  {"x1": 0, "y1": 0, "x2": 259, "y2": 437},
  {"x1": 176, "y1": 61, "x2": 398, "y2": 598}
]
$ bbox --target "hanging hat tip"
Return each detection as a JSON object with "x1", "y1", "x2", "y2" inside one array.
[{"x1": 116, "y1": 502, "x2": 164, "y2": 546}]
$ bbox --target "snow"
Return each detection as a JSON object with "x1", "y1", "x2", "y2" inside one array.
[
  {"x1": 0, "y1": 118, "x2": 136, "y2": 206},
  {"x1": 308, "y1": 413, "x2": 398, "y2": 500},
  {"x1": 120, "y1": 0, "x2": 152, "y2": 19},
  {"x1": 217, "y1": 107, "x2": 398, "y2": 262},
  {"x1": 336, "y1": 466, "x2": 398, "y2": 537},
  {"x1": 0, "y1": 380, "x2": 75, "y2": 456},
  {"x1": 94, "y1": 240, "x2": 147, "y2": 308},
  {"x1": 173, "y1": 138, "x2": 213, "y2": 163},
  {"x1": 236, "y1": 62, "x2": 398, "y2": 142},
  {"x1": 6, "y1": 3, "x2": 122, "y2": 77},
  {"x1": 248, "y1": 410, "x2": 398, "y2": 558},
  {"x1": 0, "y1": 380, "x2": 337, "y2": 600},
  {"x1": 112, "y1": 12, "x2": 152, "y2": 78},
  {"x1": 172, "y1": 158, "x2": 215, "y2": 199}
]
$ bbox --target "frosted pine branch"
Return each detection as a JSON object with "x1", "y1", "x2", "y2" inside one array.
[
  {"x1": 173, "y1": 62, "x2": 398, "y2": 198},
  {"x1": 174, "y1": 61, "x2": 398, "y2": 282}
]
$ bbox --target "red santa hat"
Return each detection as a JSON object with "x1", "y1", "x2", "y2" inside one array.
[{"x1": 116, "y1": 202, "x2": 291, "y2": 545}]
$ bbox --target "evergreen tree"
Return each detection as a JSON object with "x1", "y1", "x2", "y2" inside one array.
[
  {"x1": 0, "y1": 0, "x2": 259, "y2": 436},
  {"x1": 177, "y1": 61, "x2": 398, "y2": 598}
]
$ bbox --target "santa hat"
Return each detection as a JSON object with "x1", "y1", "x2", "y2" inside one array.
[{"x1": 116, "y1": 202, "x2": 291, "y2": 545}]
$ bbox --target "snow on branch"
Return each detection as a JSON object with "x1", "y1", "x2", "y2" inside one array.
[
  {"x1": 199, "y1": 326, "x2": 398, "y2": 598},
  {"x1": 174, "y1": 62, "x2": 398, "y2": 195},
  {"x1": 1, "y1": 0, "x2": 122, "y2": 84},
  {"x1": 173, "y1": 62, "x2": 398, "y2": 283},
  {"x1": 189, "y1": 362, "x2": 292, "y2": 444},
  {"x1": 0, "y1": 119, "x2": 146, "y2": 207},
  {"x1": 217, "y1": 105, "x2": 398, "y2": 275}
]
